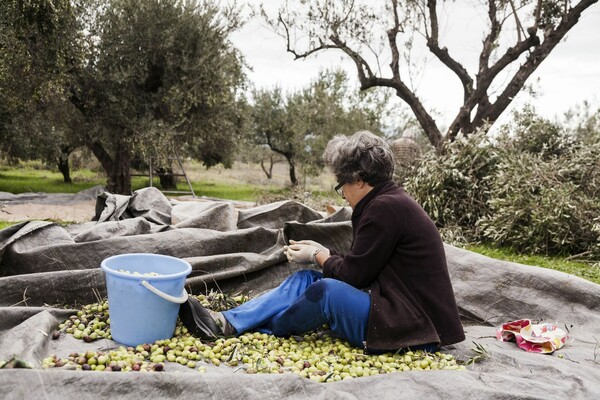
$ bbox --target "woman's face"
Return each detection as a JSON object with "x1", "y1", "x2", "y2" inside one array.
[{"x1": 341, "y1": 180, "x2": 373, "y2": 208}]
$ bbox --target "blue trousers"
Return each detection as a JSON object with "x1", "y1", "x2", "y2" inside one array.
[{"x1": 222, "y1": 270, "x2": 370, "y2": 348}]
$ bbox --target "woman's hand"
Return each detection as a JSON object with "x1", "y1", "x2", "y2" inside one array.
[{"x1": 283, "y1": 240, "x2": 330, "y2": 265}]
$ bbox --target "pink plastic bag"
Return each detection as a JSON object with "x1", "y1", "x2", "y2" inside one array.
[{"x1": 496, "y1": 319, "x2": 568, "y2": 354}]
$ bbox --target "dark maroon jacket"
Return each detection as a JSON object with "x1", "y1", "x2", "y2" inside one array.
[{"x1": 322, "y1": 181, "x2": 465, "y2": 352}]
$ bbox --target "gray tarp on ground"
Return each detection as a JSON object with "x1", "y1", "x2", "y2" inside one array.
[
  {"x1": 0, "y1": 186, "x2": 105, "y2": 206},
  {"x1": 0, "y1": 187, "x2": 599, "y2": 400}
]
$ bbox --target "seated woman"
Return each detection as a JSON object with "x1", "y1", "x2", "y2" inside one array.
[{"x1": 180, "y1": 130, "x2": 465, "y2": 353}]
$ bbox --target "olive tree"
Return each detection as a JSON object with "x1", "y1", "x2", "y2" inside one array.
[
  {"x1": 9, "y1": 95, "x2": 86, "y2": 182},
  {"x1": 69, "y1": 0, "x2": 245, "y2": 194},
  {"x1": 0, "y1": 0, "x2": 83, "y2": 173},
  {"x1": 249, "y1": 70, "x2": 386, "y2": 186},
  {"x1": 263, "y1": 0, "x2": 598, "y2": 151}
]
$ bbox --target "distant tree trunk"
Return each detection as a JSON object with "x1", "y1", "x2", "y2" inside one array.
[
  {"x1": 156, "y1": 166, "x2": 177, "y2": 190},
  {"x1": 264, "y1": 132, "x2": 298, "y2": 186},
  {"x1": 57, "y1": 157, "x2": 71, "y2": 183},
  {"x1": 56, "y1": 146, "x2": 73, "y2": 183},
  {"x1": 260, "y1": 155, "x2": 275, "y2": 179},
  {"x1": 112, "y1": 146, "x2": 131, "y2": 194},
  {"x1": 285, "y1": 155, "x2": 298, "y2": 186},
  {"x1": 89, "y1": 141, "x2": 132, "y2": 194}
]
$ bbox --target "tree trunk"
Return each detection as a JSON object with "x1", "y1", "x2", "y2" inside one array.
[
  {"x1": 57, "y1": 156, "x2": 71, "y2": 183},
  {"x1": 89, "y1": 142, "x2": 112, "y2": 185},
  {"x1": 264, "y1": 131, "x2": 297, "y2": 185},
  {"x1": 89, "y1": 141, "x2": 132, "y2": 194},
  {"x1": 156, "y1": 166, "x2": 177, "y2": 190},
  {"x1": 111, "y1": 146, "x2": 131, "y2": 194},
  {"x1": 286, "y1": 155, "x2": 298, "y2": 186},
  {"x1": 56, "y1": 146, "x2": 72, "y2": 183},
  {"x1": 260, "y1": 156, "x2": 274, "y2": 179}
]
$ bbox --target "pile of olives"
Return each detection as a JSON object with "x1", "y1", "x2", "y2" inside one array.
[
  {"x1": 56, "y1": 301, "x2": 111, "y2": 342},
  {"x1": 44, "y1": 292, "x2": 466, "y2": 381}
]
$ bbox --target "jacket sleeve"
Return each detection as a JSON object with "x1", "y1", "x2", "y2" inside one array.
[{"x1": 322, "y1": 201, "x2": 400, "y2": 288}]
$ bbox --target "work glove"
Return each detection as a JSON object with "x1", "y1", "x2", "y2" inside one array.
[
  {"x1": 283, "y1": 240, "x2": 330, "y2": 264},
  {"x1": 288, "y1": 239, "x2": 327, "y2": 252}
]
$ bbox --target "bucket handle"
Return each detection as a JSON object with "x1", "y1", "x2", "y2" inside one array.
[{"x1": 141, "y1": 280, "x2": 188, "y2": 304}]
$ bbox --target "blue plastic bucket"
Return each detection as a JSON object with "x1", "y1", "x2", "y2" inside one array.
[{"x1": 101, "y1": 253, "x2": 191, "y2": 346}]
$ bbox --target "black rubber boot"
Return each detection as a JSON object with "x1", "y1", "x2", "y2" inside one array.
[{"x1": 178, "y1": 296, "x2": 224, "y2": 340}]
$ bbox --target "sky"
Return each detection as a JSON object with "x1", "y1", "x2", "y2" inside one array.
[{"x1": 229, "y1": 1, "x2": 600, "y2": 131}]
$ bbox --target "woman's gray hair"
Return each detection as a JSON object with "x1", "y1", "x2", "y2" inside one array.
[{"x1": 323, "y1": 130, "x2": 395, "y2": 185}]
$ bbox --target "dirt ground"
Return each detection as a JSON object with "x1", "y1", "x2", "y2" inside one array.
[
  {"x1": 0, "y1": 201, "x2": 97, "y2": 223},
  {"x1": 0, "y1": 194, "x2": 258, "y2": 224}
]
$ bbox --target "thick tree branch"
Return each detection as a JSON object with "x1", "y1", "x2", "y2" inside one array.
[
  {"x1": 476, "y1": 0, "x2": 598, "y2": 127},
  {"x1": 88, "y1": 141, "x2": 112, "y2": 175},
  {"x1": 449, "y1": 1, "x2": 550, "y2": 139},
  {"x1": 328, "y1": 35, "x2": 378, "y2": 85},
  {"x1": 328, "y1": 33, "x2": 443, "y2": 149},
  {"x1": 425, "y1": 0, "x2": 473, "y2": 102},
  {"x1": 447, "y1": 0, "x2": 526, "y2": 139},
  {"x1": 264, "y1": 129, "x2": 292, "y2": 159},
  {"x1": 448, "y1": 35, "x2": 538, "y2": 138},
  {"x1": 486, "y1": 31, "x2": 540, "y2": 81},
  {"x1": 387, "y1": 0, "x2": 402, "y2": 82},
  {"x1": 69, "y1": 86, "x2": 87, "y2": 115},
  {"x1": 447, "y1": 29, "x2": 541, "y2": 140}
]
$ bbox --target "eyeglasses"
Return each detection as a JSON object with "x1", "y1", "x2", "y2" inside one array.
[{"x1": 334, "y1": 182, "x2": 344, "y2": 197}]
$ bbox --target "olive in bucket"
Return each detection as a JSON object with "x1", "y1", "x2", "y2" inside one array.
[{"x1": 101, "y1": 253, "x2": 191, "y2": 346}]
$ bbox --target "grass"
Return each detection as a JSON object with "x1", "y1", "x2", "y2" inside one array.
[
  {"x1": 0, "y1": 162, "x2": 341, "y2": 204},
  {"x1": 1, "y1": 163, "x2": 598, "y2": 285},
  {"x1": 147, "y1": 178, "x2": 277, "y2": 202},
  {"x1": 0, "y1": 166, "x2": 285, "y2": 202},
  {"x1": 466, "y1": 244, "x2": 600, "y2": 285},
  {"x1": 0, "y1": 167, "x2": 104, "y2": 194}
]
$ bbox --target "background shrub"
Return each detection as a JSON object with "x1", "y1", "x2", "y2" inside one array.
[
  {"x1": 403, "y1": 131, "x2": 499, "y2": 243},
  {"x1": 403, "y1": 111, "x2": 600, "y2": 261},
  {"x1": 505, "y1": 106, "x2": 576, "y2": 159},
  {"x1": 477, "y1": 148, "x2": 600, "y2": 258}
]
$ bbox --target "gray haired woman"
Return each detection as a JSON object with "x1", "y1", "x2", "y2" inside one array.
[{"x1": 180, "y1": 130, "x2": 465, "y2": 354}]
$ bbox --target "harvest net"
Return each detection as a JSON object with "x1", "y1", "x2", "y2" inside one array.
[{"x1": 1, "y1": 187, "x2": 599, "y2": 399}]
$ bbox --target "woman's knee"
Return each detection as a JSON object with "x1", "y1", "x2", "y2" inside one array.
[{"x1": 304, "y1": 278, "x2": 343, "y2": 302}]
